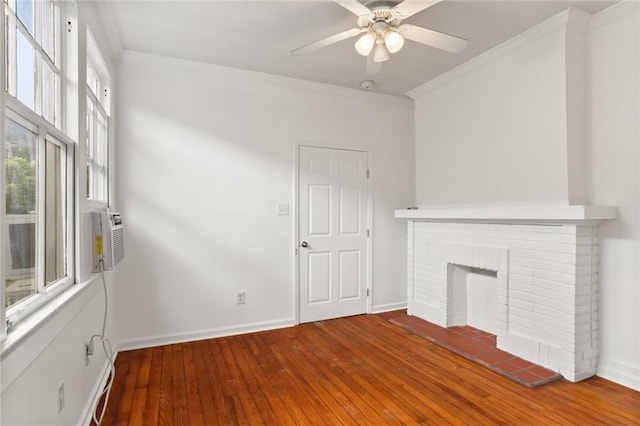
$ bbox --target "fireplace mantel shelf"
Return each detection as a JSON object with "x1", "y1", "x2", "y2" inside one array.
[{"x1": 394, "y1": 205, "x2": 617, "y2": 224}]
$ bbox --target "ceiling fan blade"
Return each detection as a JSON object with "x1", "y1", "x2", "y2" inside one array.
[
  {"x1": 391, "y1": 0, "x2": 443, "y2": 19},
  {"x1": 366, "y1": 53, "x2": 383, "y2": 76},
  {"x1": 334, "y1": 0, "x2": 372, "y2": 17},
  {"x1": 399, "y1": 24, "x2": 468, "y2": 53},
  {"x1": 291, "y1": 28, "x2": 366, "y2": 56}
]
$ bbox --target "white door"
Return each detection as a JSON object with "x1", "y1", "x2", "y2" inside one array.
[{"x1": 298, "y1": 146, "x2": 369, "y2": 323}]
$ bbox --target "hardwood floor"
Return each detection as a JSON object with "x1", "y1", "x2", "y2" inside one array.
[{"x1": 97, "y1": 312, "x2": 640, "y2": 425}]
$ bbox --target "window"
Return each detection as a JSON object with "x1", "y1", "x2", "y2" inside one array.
[
  {"x1": 86, "y1": 29, "x2": 109, "y2": 203},
  {"x1": 5, "y1": 0, "x2": 61, "y2": 127},
  {"x1": 3, "y1": 0, "x2": 73, "y2": 327},
  {"x1": 4, "y1": 111, "x2": 73, "y2": 323}
]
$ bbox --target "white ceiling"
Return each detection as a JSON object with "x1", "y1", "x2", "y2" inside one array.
[{"x1": 98, "y1": 0, "x2": 616, "y2": 96}]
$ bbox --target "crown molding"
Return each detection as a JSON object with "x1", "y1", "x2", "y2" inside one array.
[
  {"x1": 589, "y1": 0, "x2": 640, "y2": 31},
  {"x1": 406, "y1": 7, "x2": 590, "y2": 100},
  {"x1": 119, "y1": 50, "x2": 414, "y2": 108}
]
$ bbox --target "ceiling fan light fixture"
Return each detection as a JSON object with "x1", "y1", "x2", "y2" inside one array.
[
  {"x1": 383, "y1": 29, "x2": 404, "y2": 54},
  {"x1": 373, "y1": 41, "x2": 390, "y2": 63},
  {"x1": 355, "y1": 31, "x2": 376, "y2": 56}
]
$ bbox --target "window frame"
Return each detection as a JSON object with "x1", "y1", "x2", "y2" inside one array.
[
  {"x1": 4, "y1": 0, "x2": 61, "y2": 128},
  {"x1": 85, "y1": 27, "x2": 109, "y2": 205},
  {"x1": 4, "y1": 102, "x2": 75, "y2": 327}
]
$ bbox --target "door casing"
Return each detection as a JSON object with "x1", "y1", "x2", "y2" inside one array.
[{"x1": 293, "y1": 141, "x2": 373, "y2": 324}]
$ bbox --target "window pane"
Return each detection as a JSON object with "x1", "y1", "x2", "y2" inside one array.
[
  {"x1": 5, "y1": 118, "x2": 38, "y2": 308},
  {"x1": 16, "y1": 30, "x2": 35, "y2": 110},
  {"x1": 42, "y1": 61, "x2": 55, "y2": 124},
  {"x1": 44, "y1": 140, "x2": 65, "y2": 284},
  {"x1": 96, "y1": 111, "x2": 108, "y2": 201},
  {"x1": 15, "y1": 0, "x2": 33, "y2": 35},
  {"x1": 4, "y1": 12, "x2": 9, "y2": 93},
  {"x1": 42, "y1": 0, "x2": 54, "y2": 60},
  {"x1": 87, "y1": 61, "x2": 98, "y2": 97},
  {"x1": 86, "y1": 97, "x2": 94, "y2": 199}
]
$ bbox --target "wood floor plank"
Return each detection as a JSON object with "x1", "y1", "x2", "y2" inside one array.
[
  {"x1": 115, "y1": 349, "x2": 142, "y2": 422},
  {"x1": 140, "y1": 346, "x2": 163, "y2": 426},
  {"x1": 181, "y1": 342, "x2": 206, "y2": 426},
  {"x1": 156, "y1": 345, "x2": 173, "y2": 426},
  {"x1": 98, "y1": 312, "x2": 640, "y2": 425},
  {"x1": 126, "y1": 347, "x2": 152, "y2": 425}
]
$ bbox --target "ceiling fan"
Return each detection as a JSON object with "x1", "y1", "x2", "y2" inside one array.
[{"x1": 291, "y1": 0, "x2": 468, "y2": 75}]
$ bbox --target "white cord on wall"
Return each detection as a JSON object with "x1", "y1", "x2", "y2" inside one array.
[{"x1": 91, "y1": 259, "x2": 116, "y2": 425}]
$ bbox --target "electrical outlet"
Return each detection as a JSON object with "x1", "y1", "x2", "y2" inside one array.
[
  {"x1": 237, "y1": 292, "x2": 246, "y2": 305},
  {"x1": 57, "y1": 382, "x2": 65, "y2": 413},
  {"x1": 85, "y1": 341, "x2": 94, "y2": 366}
]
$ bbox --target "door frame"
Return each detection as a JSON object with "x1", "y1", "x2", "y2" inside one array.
[{"x1": 293, "y1": 140, "x2": 373, "y2": 324}]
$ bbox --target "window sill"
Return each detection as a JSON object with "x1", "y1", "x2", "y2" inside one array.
[{"x1": 1, "y1": 274, "x2": 101, "y2": 392}]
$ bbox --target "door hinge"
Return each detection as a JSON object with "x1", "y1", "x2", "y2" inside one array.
[
  {"x1": 366, "y1": 169, "x2": 370, "y2": 178},
  {"x1": 367, "y1": 288, "x2": 370, "y2": 297},
  {"x1": 367, "y1": 229, "x2": 370, "y2": 238}
]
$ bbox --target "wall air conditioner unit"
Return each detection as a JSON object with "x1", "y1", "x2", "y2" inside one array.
[{"x1": 92, "y1": 211, "x2": 124, "y2": 272}]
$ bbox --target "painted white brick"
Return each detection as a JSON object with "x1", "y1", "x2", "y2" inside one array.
[
  {"x1": 503, "y1": 239, "x2": 536, "y2": 250},
  {"x1": 535, "y1": 241, "x2": 577, "y2": 254},
  {"x1": 536, "y1": 269, "x2": 577, "y2": 285},
  {"x1": 510, "y1": 255, "x2": 535, "y2": 268},
  {"x1": 576, "y1": 236, "x2": 594, "y2": 245},
  {"x1": 535, "y1": 259, "x2": 577, "y2": 275},
  {"x1": 534, "y1": 287, "x2": 576, "y2": 308},
  {"x1": 535, "y1": 225, "x2": 568, "y2": 233},
  {"x1": 534, "y1": 293, "x2": 575, "y2": 314},
  {"x1": 496, "y1": 284, "x2": 508, "y2": 299},
  {"x1": 533, "y1": 326, "x2": 566, "y2": 347},
  {"x1": 534, "y1": 278, "x2": 576, "y2": 295},
  {"x1": 508, "y1": 280, "x2": 532, "y2": 296},
  {"x1": 536, "y1": 232, "x2": 578, "y2": 244},
  {"x1": 509, "y1": 272, "x2": 534, "y2": 285},
  {"x1": 536, "y1": 250, "x2": 577, "y2": 265},
  {"x1": 407, "y1": 219, "x2": 601, "y2": 383},
  {"x1": 511, "y1": 264, "x2": 534, "y2": 277},
  {"x1": 509, "y1": 305, "x2": 535, "y2": 322},
  {"x1": 576, "y1": 226, "x2": 597, "y2": 236},
  {"x1": 509, "y1": 322, "x2": 534, "y2": 337},
  {"x1": 576, "y1": 245, "x2": 593, "y2": 256},
  {"x1": 576, "y1": 265, "x2": 596, "y2": 277}
]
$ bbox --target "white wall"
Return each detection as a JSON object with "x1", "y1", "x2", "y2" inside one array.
[
  {"x1": 410, "y1": 3, "x2": 640, "y2": 391},
  {"x1": 587, "y1": 1, "x2": 640, "y2": 391},
  {"x1": 113, "y1": 52, "x2": 414, "y2": 349},
  {"x1": 410, "y1": 9, "x2": 589, "y2": 206},
  {"x1": 1, "y1": 3, "x2": 121, "y2": 425}
]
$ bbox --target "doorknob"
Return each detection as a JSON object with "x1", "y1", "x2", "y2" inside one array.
[{"x1": 301, "y1": 241, "x2": 309, "y2": 248}]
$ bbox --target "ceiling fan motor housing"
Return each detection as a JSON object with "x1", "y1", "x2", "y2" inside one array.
[
  {"x1": 364, "y1": 0, "x2": 402, "y2": 10},
  {"x1": 357, "y1": 1, "x2": 402, "y2": 27}
]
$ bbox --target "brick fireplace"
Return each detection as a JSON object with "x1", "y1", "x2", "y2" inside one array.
[{"x1": 395, "y1": 205, "x2": 616, "y2": 382}]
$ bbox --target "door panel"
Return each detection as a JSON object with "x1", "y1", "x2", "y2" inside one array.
[
  {"x1": 339, "y1": 185, "x2": 360, "y2": 235},
  {"x1": 299, "y1": 146, "x2": 368, "y2": 323},
  {"x1": 339, "y1": 250, "x2": 360, "y2": 300},
  {"x1": 308, "y1": 252, "x2": 331, "y2": 304},
  {"x1": 308, "y1": 185, "x2": 331, "y2": 236}
]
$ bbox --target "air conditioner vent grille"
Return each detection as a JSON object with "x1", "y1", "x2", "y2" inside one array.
[{"x1": 112, "y1": 227, "x2": 125, "y2": 266}]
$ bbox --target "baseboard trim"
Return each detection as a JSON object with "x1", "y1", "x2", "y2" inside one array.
[
  {"x1": 372, "y1": 301, "x2": 407, "y2": 314},
  {"x1": 597, "y1": 357, "x2": 640, "y2": 392},
  {"x1": 117, "y1": 318, "x2": 296, "y2": 352},
  {"x1": 78, "y1": 352, "x2": 118, "y2": 426}
]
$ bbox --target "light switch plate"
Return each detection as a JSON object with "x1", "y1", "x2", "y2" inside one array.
[{"x1": 277, "y1": 203, "x2": 290, "y2": 216}]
